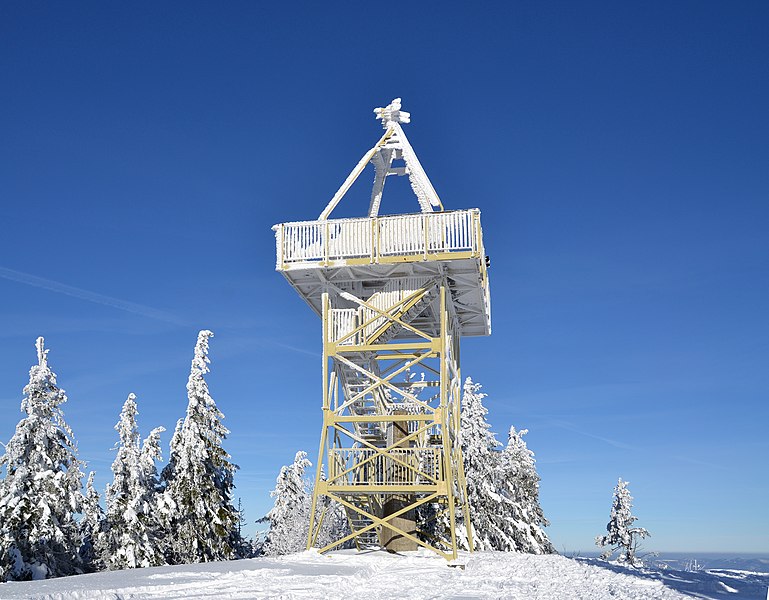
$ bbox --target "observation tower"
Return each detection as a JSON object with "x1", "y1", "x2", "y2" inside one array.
[{"x1": 273, "y1": 99, "x2": 491, "y2": 560}]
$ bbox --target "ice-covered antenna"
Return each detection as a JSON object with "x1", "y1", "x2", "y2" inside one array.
[
  {"x1": 374, "y1": 97, "x2": 410, "y2": 128},
  {"x1": 318, "y1": 98, "x2": 443, "y2": 220}
]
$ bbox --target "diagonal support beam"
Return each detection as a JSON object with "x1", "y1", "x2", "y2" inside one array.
[
  {"x1": 334, "y1": 353, "x2": 434, "y2": 412},
  {"x1": 334, "y1": 350, "x2": 435, "y2": 413},
  {"x1": 319, "y1": 492, "x2": 449, "y2": 558},
  {"x1": 319, "y1": 128, "x2": 395, "y2": 220}
]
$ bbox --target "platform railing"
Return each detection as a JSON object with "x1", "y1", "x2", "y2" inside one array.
[
  {"x1": 327, "y1": 447, "x2": 442, "y2": 486},
  {"x1": 275, "y1": 209, "x2": 481, "y2": 268}
]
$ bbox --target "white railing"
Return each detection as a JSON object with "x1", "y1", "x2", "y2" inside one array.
[
  {"x1": 328, "y1": 219, "x2": 371, "y2": 260},
  {"x1": 330, "y1": 308, "x2": 360, "y2": 345},
  {"x1": 275, "y1": 209, "x2": 481, "y2": 268},
  {"x1": 327, "y1": 447, "x2": 442, "y2": 486}
]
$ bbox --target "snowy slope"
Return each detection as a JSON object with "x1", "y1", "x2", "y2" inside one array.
[
  {"x1": 0, "y1": 550, "x2": 679, "y2": 600},
  {"x1": 0, "y1": 550, "x2": 766, "y2": 600}
]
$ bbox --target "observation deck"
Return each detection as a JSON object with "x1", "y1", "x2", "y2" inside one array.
[{"x1": 274, "y1": 208, "x2": 491, "y2": 337}]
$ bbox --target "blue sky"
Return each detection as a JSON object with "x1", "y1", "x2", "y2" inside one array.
[{"x1": 1, "y1": 1, "x2": 767, "y2": 553}]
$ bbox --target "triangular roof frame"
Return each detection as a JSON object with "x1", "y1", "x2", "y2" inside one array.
[{"x1": 318, "y1": 98, "x2": 444, "y2": 220}]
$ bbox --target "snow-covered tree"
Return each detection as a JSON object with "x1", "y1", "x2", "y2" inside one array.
[
  {"x1": 259, "y1": 458, "x2": 350, "y2": 555},
  {"x1": 596, "y1": 478, "x2": 650, "y2": 565},
  {"x1": 160, "y1": 330, "x2": 241, "y2": 564},
  {"x1": 0, "y1": 337, "x2": 84, "y2": 581},
  {"x1": 453, "y1": 378, "x2": 553, "y2": 553},
  {"x1": 498, "y1": 426, "x2": 554, "y2": 554},
  {"x1": 260, "y1": 451, "x2": 312, "y2": 556},
  {"x1": 456, "y1": 377, "x2": 505, "y2": 550},
  {"x1": 103, "y1": 394, "x2": 166, "y2": 569},
  {"x1": 80, "y1": 471, "x2": 106, "y2": 571},
  {"x1": 139, "y1": 425, "x2": 165, "y2": 497},
  {"x1": 233, "y1": 498, "x2": 257, "y2": 558}
]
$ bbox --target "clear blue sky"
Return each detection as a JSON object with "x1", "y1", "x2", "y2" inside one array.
[{"x1": 1, "y1": 1, "x2": 767, "y2": 553}]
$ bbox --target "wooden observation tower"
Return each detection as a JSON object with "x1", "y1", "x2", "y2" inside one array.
[{"x1": 273, "y1": 99, "x2": 491, "y2": 560}]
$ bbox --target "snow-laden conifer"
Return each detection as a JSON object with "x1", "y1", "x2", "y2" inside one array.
[
  {"x1": 455, "y1": 378, "x2": 553, "y2": 553},
  {"x1": 596, "y1": 478, "x2": 650, "y2": 565},
  {"x1": 0, "y1": 337, "x2": 84, "y2": 581},
  {"x1": 233, "y1": 498, "x2": 258, "y2": 558},
  {"x1": 160, "y1": 330, "x2": 241, "y2": 564},
  {"x1": 260, "y1": 451, "x2": 312, "y2": 556},
  {"x1": 498, "y1": 426, "x2": 554, "y2": 554},
  {"x1": 139, "y1": 426, "x2": 165, "y2": 489},
  {"x1": 103, "y1": 394, "x2": 166, "y2": 569},
  {"x1": 80, "y1": 471, "x2": 106, "y2": 571},
  {"x1": 457, "y1": 377, "x2": 508, "y2": 550}
]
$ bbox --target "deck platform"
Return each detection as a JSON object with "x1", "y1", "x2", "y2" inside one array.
[{"x1": 274, "y1": 209, "x2": 491, "y2": 337}]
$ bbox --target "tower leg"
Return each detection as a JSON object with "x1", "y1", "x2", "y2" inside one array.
[{"x1": 307, "y1": 293, "x2": 331, "y2": 550}]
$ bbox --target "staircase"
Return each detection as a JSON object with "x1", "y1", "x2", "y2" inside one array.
[
  {"x1": 330, "y1": 277, "x2": 437, "y2": 549},
  {"x1": 334, "y1": 276, "x2": 437, "y2": 446},
  {"x1": 346, "y1": 495, "x2": 381, "y2": 549}
]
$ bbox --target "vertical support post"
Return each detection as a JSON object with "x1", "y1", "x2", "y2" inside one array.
[
  {"x1": 454, "y1": 346, "x2": 474, "y2": 552},
  {"x1": 381, "y1": 410, "x2": 417, "y2": 552},
  {"x1": 449, "y1": 314, "x2": 474, "y2": 553},
  {"x1": 322, "y1": 292, "x2": 330, "y2": 411},
  {"x1": 307, "y1": 292, "x2": 331, "y2": 550},
  {"x1": 440, "y1": 285, "x2": 459, "y2": 559},
  {"x1": 277, "y1": 224, "x2": 285, "y2": 270},
  {"x1": 371, "y1": 216, "x2": 377, "y2": 263},
  {"x1": 324, "y1": 220, "x2": 330, "y2": 265}
]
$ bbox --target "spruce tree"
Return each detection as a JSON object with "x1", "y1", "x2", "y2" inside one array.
[
  {"x1": 455, "y1": 378, "x2": 553, "y2": 553},
  {"x1": 80, "y1": 471, "x2": 106, "y2": 571},
  {"x1": 260, "y1": 451, "x2": 312, "y2": 556},
  {"x1": 103, "y1": 394, "x2": 166, "y2": 569},
  {"x1": 498, "y1": 426, "x2": 554, "y2": 554},
  {"x1": 457, "y1": 377, "x2": 504, "y2": 550},
  {"x1": 233, "y1": 498, "x2": 256, "y2": 558},
  {"x1": 0, "y1": 337, "x2": 84, "y2": 581},
  {"x1": 596, "y1": 478, "x2": 650, "y2": 565},
  {"x1": 161, "y1": 330, "x2": 241, "y2": 563}
]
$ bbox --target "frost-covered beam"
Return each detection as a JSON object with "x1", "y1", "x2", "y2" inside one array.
[{"x1": 318, "y1": 98, "x2": 444, "y2": 220}]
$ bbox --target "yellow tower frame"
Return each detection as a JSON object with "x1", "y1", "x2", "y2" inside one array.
[{"x1": 308, "y1": 283, "x2": 472, "y2": 559}]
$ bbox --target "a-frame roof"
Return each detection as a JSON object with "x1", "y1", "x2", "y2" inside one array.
[{"x1": 318, "y1": 98, "x2": 444, "y2": 220}]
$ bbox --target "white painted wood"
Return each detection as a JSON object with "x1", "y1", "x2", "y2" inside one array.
[{"x1": 275, "y1": 209, "x2": 479, "y2": 267}]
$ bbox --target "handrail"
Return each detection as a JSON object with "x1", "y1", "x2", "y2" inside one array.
[
  {"x1": 274, "y1": 209, "x2": 481, "y2": 268},
  {"x1": 327, "y1": 447, "x2": 442, "y2": 486}
]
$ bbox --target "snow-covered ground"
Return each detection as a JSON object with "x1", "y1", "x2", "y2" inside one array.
[
  {"x1": 576, "y1": 557, "x2": 769, "y2": 600},
  {"x1": 1, "y1": 550, "x2": 767, "y2": 600}
]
